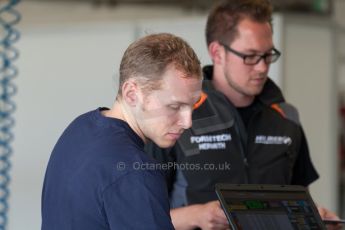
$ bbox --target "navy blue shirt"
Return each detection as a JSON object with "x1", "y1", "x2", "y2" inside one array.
[{"x1": 42, "y1": 108, "x2": 174, "y2": 230}]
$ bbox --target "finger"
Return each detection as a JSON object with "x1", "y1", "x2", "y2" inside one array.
[
  {"x1": 212, "y1": 214, "x2": 230, "y2": 226},
  {"x1": 317, "y1": 206, "x2": 327, "y2": 218},
  {"x1": 209, "y1": 222, "x2": 231, "y2": 230},
  {"x1": 214, "y1": 204, "x2": 227, "y2": 216}
]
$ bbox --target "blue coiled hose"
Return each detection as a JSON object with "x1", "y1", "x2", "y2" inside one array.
[{"x1": 0, "y1": 0, "x2": 20, "y2": 229}]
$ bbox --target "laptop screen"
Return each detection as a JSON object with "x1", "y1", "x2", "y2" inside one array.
[{"x1": 216, "y1": 184, "x2": 325, "y2": 230}]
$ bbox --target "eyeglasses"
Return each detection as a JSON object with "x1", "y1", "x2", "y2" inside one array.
[{"x1": 219, "y1": 42, "x2": 281, "y2": 65}]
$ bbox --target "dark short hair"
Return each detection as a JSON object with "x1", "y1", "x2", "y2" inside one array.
[
  {"x1": 118, "y1": 33, "x2": 202, "y2": 96},
  {"x1": 206, "y1": 0, "x2": 273, "y2": 46}
]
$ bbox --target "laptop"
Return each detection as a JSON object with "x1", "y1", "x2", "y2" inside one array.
[{"x1": 215, "y1": 184, "x2": 326, "y2": 230}]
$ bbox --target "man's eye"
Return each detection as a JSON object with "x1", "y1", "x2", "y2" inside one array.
[
  {"x1": 246, "y1": 55, "x2": 259, "y2": 61},
  {"x1": 168, "y1": 105, "x2": 180, "y2": 110}
]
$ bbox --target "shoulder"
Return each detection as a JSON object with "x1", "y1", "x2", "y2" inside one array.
[{"x1": 270, "y1": 102, "x2": 301, "y2": 126}]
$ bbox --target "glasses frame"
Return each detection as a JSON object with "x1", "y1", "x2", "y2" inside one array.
[{"x1": 219, "y1": 42, "x2": 281, "y2": 65}]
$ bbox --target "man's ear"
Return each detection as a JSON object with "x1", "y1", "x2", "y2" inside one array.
[
  {"x1": 208, "y1": 41, "x2": 224, "y2": 65},
  {"x1": 121, "y1": 80, "x2": 138, "y2": 107}
]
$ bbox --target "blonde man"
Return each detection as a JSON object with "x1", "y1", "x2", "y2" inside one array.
[{"x1": 42, "y1": 33, "x2": 202, "y2": 230}]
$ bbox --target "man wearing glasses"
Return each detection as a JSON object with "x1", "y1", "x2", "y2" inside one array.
[{"x1": 146, "y1": 0, "x2": 340, "y2": 229}]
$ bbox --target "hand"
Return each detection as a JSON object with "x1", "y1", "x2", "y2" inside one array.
[
  {"x1": 195, "y1": 200, "x2": 230, "y2": 230},
  {"x1": 317, "y1": 206, "x2": 342, "y2": 230}
]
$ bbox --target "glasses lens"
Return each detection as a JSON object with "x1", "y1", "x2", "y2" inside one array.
[
  {"x1": 268, "y1": 53, "x2": 280, "y2": 63},
  {"x1": 243, "y1": 49, "x2": 281, "y2": 65},
  {"x1": 244, "y1": 55, "x2": 261, "y2": 65}
]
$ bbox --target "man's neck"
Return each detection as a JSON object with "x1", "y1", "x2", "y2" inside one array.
[
  {"x1": 212, "y1": 75, "x2": 255, "y2": 108},
  {"x1": 103, "y1": 100, "x2": 147, "y2": 143}
]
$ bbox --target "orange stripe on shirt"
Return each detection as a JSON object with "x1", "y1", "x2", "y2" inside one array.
[
  {"x1": 271, "y1": 103, "x2": 286, "y2": 118},
  {"x1": 193, "y1": 91, "x2": 208, "y2": 110}
]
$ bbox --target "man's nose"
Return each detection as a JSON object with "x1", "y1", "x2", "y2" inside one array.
[
  {"x1": 178, "y1": 109, "x2": 192, "y2": 130},
  {"x1": 254, "y1": 58, "x2": 269, "y2": 72}
]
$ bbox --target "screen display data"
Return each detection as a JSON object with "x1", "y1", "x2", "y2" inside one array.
[{"x1": 222, "y1": 190, "x2": 323, "y2": 230}]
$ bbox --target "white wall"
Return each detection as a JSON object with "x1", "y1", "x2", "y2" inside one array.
[{"x1": 282, "y1": 16, "x2": 338, "y2": 212}]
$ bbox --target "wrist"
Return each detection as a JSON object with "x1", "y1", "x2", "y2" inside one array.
[
  {"x1": 171, "y1": 204, "x2": 203, "y2": 230},
  {"x1": 189, "y1": 204, "x2": 204, "y2": 228}
]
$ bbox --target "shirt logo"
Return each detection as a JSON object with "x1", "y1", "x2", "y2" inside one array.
[
  {"x1": 255, "y1": 135, "x2": 292, "y2": 145},
  {"x1": 191, "y1": 134, "x2": 231, "y2": 150}
]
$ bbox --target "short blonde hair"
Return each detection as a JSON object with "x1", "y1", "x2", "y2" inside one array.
[{"x1": 118, "y1": 33, "x2": 202, "y2": 96}]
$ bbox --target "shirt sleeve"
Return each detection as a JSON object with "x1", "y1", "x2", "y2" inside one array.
[
  {"x1": 145, "y1": 141, "x2": 176, "y2": 194},
  {"x1": 102, "y1": 170, "x2": 174, "y2": 230},
  {"x1": 291, "y1": 128, "x2": 319, "y2": 186}
]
